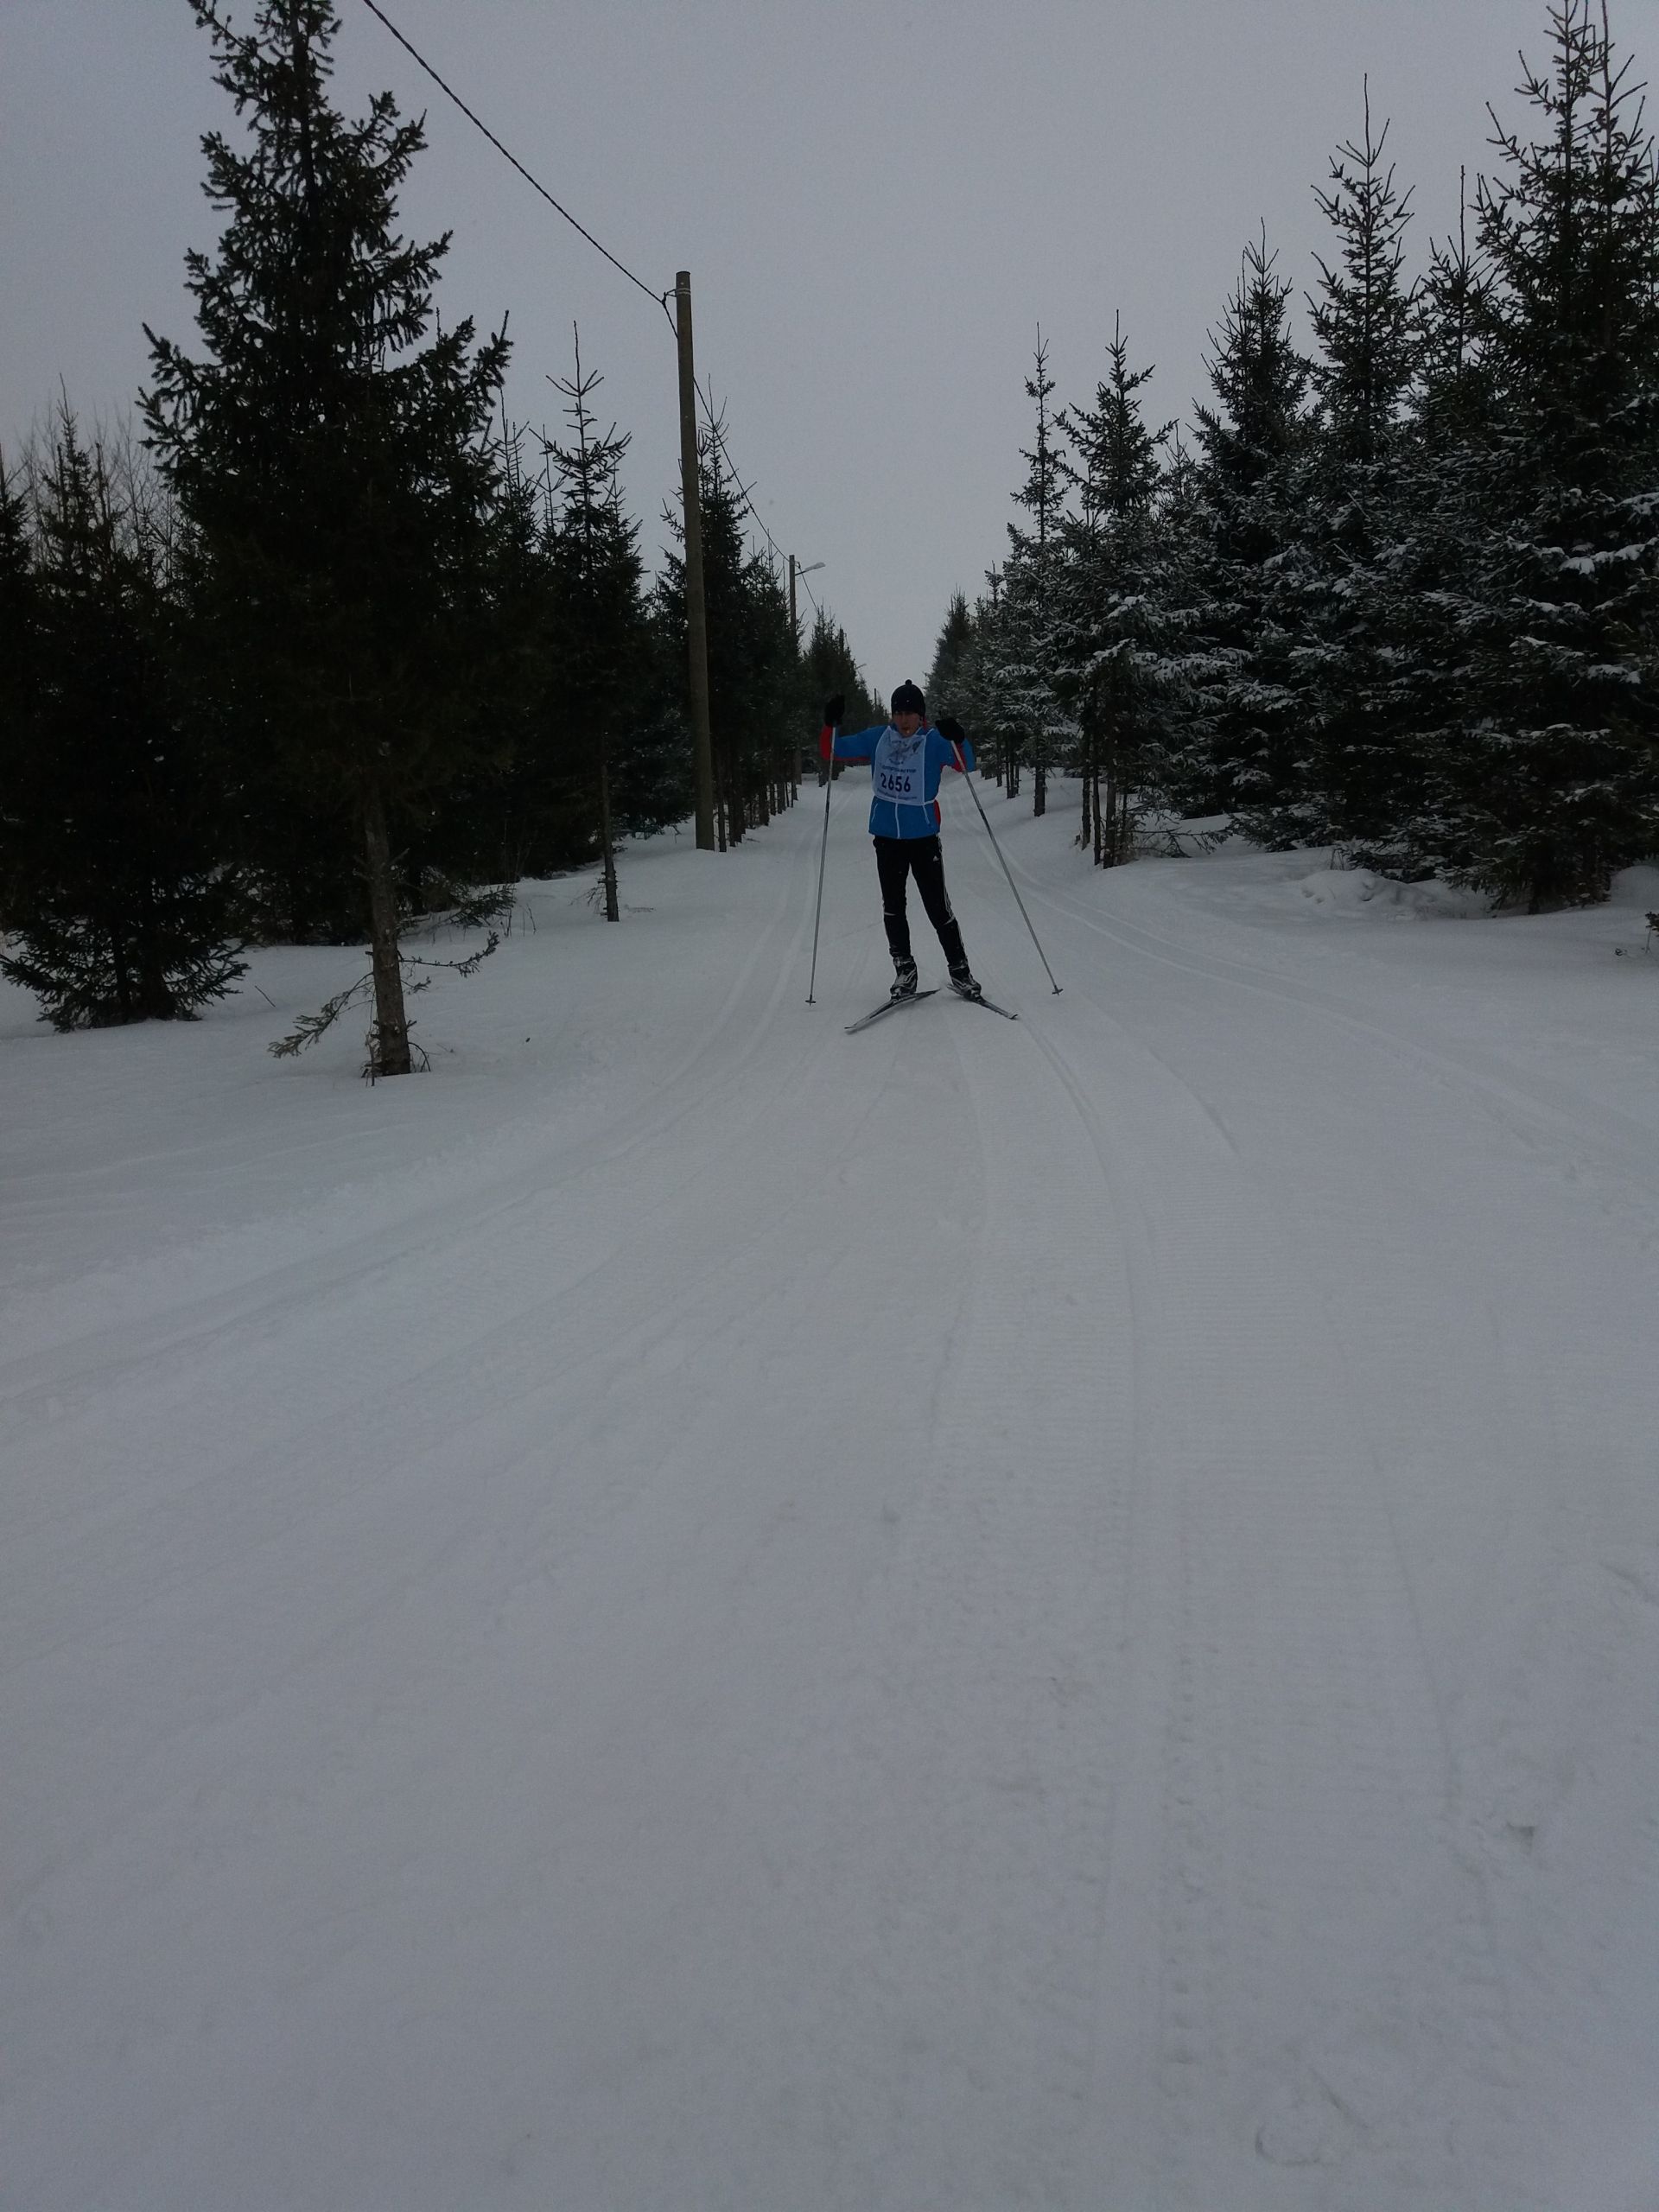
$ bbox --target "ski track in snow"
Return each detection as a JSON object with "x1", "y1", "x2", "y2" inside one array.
[{"x1": 3, "y1": 785, "x2": 1658, "y2": 2210}]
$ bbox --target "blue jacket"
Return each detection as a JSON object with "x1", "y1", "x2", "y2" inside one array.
[{"x1": 824, "y1": 721, "x2": 976, "y2": 839}]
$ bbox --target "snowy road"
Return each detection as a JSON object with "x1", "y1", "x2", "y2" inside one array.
[{"x1": 4, "y1": 782, "x2": 1658, "y2": 2209}]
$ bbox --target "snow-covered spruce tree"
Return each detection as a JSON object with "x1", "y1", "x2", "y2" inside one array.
[
  {"x1": 1129, "y1": 427, "x2": 1222, "y2": 826},
  {"x1": 1414, "y1": 174, "x2": 1496, "y2": 456},
  {"x1": 964, "y1": 565, "x2": 1025, "y2": 791},
  {"x1": 1190, "y1": 229, "x2": 1315, "y2": 836},
  {"x1": 1288, "y1": 87, "x2": 1422, "y2": 855},
  {"x1": 543, "y1": 334, "x2": 651, "y2": 922},
  {"x1": 1406, "y1": 2, "x2": 1659, "y2": 907},
  {"x1": 143, "y1": 0, "x2": 508, "y2": 1076},
  {"x1": 997, "y1": 333, "x2": 1075, "y2": 814},
  {"x1": 924, "y1": 582, "x2": 997, "y2": 780},
  {"x1": 1354, "y1": 177, "x2": 1498, "y2": 880},
  {"x1": 0, "y1": 410, "x2": 246, "y2": 1030},
  {"x1": 925, "y1": 590, "x2": 976, "y2": 721},
  {"x1": 1057, "y1": 315, "x2": 1178, "y2": 863}
]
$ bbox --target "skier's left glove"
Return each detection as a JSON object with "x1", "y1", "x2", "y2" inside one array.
[
  {"x1": 937, "y1": 715, "x2": 967, "y2": 747},
  {"x1": 820, "y1": 692, "x2": 845, "y2": 762}
]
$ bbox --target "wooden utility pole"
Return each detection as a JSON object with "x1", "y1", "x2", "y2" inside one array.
[
  {"x1": 674, "y1": 271, "x2": 715, "y2": 850},
  {"x1": 788, "y1": 555, "x2": 822, "y2": 647}
]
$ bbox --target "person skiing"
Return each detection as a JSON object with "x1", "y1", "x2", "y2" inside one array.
[{"x1": 821, "y1": 681, "x2": 982, "y2": 1000}]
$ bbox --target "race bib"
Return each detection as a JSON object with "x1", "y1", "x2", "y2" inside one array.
[{"x1": 872, "y1": 727, "x2": 928, "y2": 806}]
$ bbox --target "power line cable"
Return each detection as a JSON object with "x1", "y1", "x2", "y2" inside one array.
[
  {"x1": 697, "y1": 385, "x2": 830, "y2": 642},
  {"x1": 695, "y1": 378, "x2": 779, "y2": 558},
  {"x1": 358, "y1": 2, "x2": 828, "y2": 635},
  {"x1": 356, "y1": 0, "x2": 675, "y2": 331}
]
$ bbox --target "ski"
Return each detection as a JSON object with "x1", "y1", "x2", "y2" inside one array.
[
  {"x1": 953, "y1": 988, "x2": 1018, "y2": 1020},
  {"x1": 844, "y1": 987, "x2": 940, "y2": 1034}
]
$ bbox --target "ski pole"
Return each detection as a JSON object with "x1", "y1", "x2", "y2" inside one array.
[
  {"x1": 963, "y1": 771, "x2": 1063, "y2": 993},
  {"x1": 805, "y1": 740, "x2": 835, "y2": 1003}
]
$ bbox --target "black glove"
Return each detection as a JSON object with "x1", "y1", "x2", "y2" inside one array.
[
  {"x1": 823, "y1": 692, "x2": 845, "y2": 728},
  {"x1": 937, "y1": 715, "x2": 967, "y2": 747}
]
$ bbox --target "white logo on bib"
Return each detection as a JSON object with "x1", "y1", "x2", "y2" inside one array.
[{"x1": 873, "y1": 727, "x2": 928, "y2": 808}]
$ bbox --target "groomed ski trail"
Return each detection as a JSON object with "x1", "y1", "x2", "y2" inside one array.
[{"x1": 3, "y1": 777, "x2": 1656, "y2": 2210}]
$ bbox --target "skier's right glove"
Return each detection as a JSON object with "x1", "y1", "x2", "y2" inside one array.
[{"x1": 823, "y1": 692, "x2": 845, "y2": 729}]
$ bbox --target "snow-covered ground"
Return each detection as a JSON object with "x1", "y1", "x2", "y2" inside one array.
[{"x1": 4, "y1": 779, "x2": 1658, "y2": 2212}]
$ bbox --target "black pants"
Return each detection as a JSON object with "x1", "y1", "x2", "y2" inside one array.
[{"x1": 874, "y1": 835, "x2": 967, "y2": 970}]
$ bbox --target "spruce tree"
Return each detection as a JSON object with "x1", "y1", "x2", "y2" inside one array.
[
  {"x1": 1414, "y1": 2, "x2": 1659, "y2": 906},
  {"x1": 543, "y1": 334, "x2": 650, "y2": 921},
  {"x1": 1058, "y1": 316, "x2": 1176, "y2": 862},
  {"x1": 997, "y1": 333, "x2": 1073, "y2": 812},
  {"x1": 0, "y1": 446, "x2": 43, "y2": 959},
  {"x1": 143, "y1": 0, "x2": 508, "y2": 1075},
  {"x1": 805, "y1": 608, "x2": 880, "y2": 772},
  {"x1": 1143, "y1": 429, "x2": 1220, "y2": 822},
  {"x1": 965, "y1": 565, "x2": 1029, "y2": 791},
  {"x1": 1358, "y1": 177, "x2": 1497, "y2": 880},
  {"x1": 1190, "y1": 229, "x2": 1313, "y2": 832},
  {"x1": 656, "y1": 425, "x2": 799, "y2": 847},
  {"x1": 1414, "y1": 175, "x2": 1498, "y2": 457},
  {"x1": 452, "y1": 425, "x2": 559, "y2": 883},
  {"x1": 924, "y1": 591, "x2": 976, "y2": 721},
  {"x1": 0, "y1": 448, "x2": 37, "y2": 805},
  {"x1": 0, "y1": 410, "x2": 245, "y2": 1028},
  {"x1": 1292, "y1": 88, "x2": 1421, "y2": 852}
]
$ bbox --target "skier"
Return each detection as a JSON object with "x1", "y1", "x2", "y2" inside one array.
[{"x1": 821, "y1": 681, "x2": 982, "y2": 1001}]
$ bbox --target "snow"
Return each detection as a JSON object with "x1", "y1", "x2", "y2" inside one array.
[
  {"x1": 1285, "y1": 861, "x2": 1491, "y2": 920},
  {"x1": 4, "y1": 782, "x2": 1659, "y2": 2211}
]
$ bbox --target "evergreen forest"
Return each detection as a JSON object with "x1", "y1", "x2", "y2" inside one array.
[
  {"x1": 0, "y1": 0, "x2": 878, "y2": 1069},
  {"x1": 2, "y1": 0, "x2": 1655, "y2": 1076},
  {"x1": 928, "y1": 3, "x2": 1657, "y2": 914}
]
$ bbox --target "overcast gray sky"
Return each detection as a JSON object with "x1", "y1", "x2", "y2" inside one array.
[{"x1": 4, "y1": 0, "x2": 1652, "y2": 693}]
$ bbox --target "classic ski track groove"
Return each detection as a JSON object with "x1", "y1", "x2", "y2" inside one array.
[
  {"x1": 9, "y1": 798, "x2": 1650, "y2": 2209},
  {"x1": 931, "y1": 805, "x2": 1548, "y2": 2205},
  {"x1": 975, "y1": 839, "x2": 1656, "y2": 2198},
  {"x1": 4, "y1": 893, "x2": 871, "y2": 1648},
  {"x1": 1020, "y1": 1007, "x2": 1541, "y2": 2208},
  {"x1": 892, "y1": 787, "x2": 1634, "y2": 2204},
  {"x1": 1008, "y1": 849, "x2": 1659, "y2": 1222},
  {"x1": 0, "y1": 832, "x2": 820, "y2": 1417}
]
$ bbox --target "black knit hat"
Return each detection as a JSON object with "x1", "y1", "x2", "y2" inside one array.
[{"x1": 890, "y1": 680, "x2": 926, "y2": 718}]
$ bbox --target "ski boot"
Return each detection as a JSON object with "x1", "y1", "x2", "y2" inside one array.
[
  {"x1": 948, "y1": 964, "x2": 982, "y2": 1001},
  {"x1": 890, "y1": 958, "x2": 919, "y2": 1001}
]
